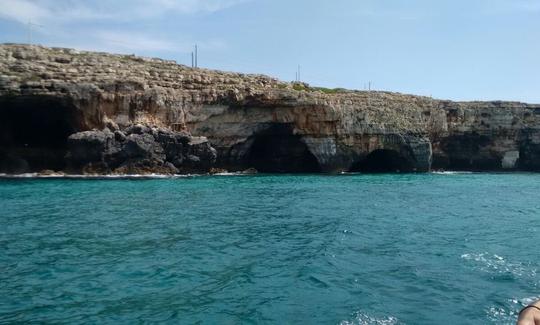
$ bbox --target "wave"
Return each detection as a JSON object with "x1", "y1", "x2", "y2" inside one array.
[
  {"x1": 0, "y1": 173, "x2": 197, "y2": 179},
  {"x1": 486, "y1": 296, "x2": 540, "y2": 324},
  {"x1": 0, "y1": 170, "x2": 256, "y2": 179},
  {"x1": 211, "y1": 172, "x2": 250, "y2": 176},
  {"x1": 461, "y1": 252, "x2": 540, "y2": 323},
  {"x1": 461, "y1": 252, "x2": 538, "y2": 279},
  {"x1": 512, "y1": 296, "x2": 540, "y2": 306},
  {"x1": 339, "y1": 311, "x2": 401, "y2": 325},
  {"x1": 431, "y1": 171, "x2": 474, "y2": 175},
  {"x1": 485, "y1": 305, "x2": 517, "y2": 324}
]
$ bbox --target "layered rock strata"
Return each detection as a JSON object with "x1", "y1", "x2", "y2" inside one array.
[{"x1": 1, "y1": 44, "x2": 539, "y2": 174}]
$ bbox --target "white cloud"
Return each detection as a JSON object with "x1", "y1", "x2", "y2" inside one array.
[
  {"x1": 80, "y1": 30, "x2": 227, "y2": 54},
  {"x1": 0, "y1": 0, "x2": 250, "y2": 24},
  {"x1": 92, "y1": 31, "x2": 184, "y2": 53},
  {"x1": 0, "y1": 0, "x2": 241, "y2": 54},
  {"x1": 132, "y1": 0, "x2": 250, "y2": 15},
  {"x1": 0, "y1": 0, "x2": 50, "y2": 24}
]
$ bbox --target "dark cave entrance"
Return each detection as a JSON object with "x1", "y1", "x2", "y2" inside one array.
[
  {"x1": 0, "y1": 96, "x2": 80, "y2": 173},
  {"x1": 351, "y1": 149, "x2": 415, "y2": 173},
  {"x1": 246, "y1": 124, "x2": 321, "y2": 173}
]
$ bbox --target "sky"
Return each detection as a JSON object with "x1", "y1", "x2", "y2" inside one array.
[{"x1": 0, "y1": 0, "x2": 539, "y2": 103}]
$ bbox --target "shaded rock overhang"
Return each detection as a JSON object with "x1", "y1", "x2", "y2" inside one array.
[{"x1": 1, "y1": 44, "x2": 540, "y2": 174}]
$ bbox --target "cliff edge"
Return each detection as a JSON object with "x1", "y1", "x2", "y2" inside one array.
[{"x1": 1, "y1": 44, "x2": 539, "y2": 174}]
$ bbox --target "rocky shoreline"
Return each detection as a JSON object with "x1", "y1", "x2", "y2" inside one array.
[
  {"x1": 1, "y1": 121, "x2": 219, "y2": 175},
  {"x1": 66, "y1": 125, "x2": 216, "y2": 175},
  {"x1": 1, "y1": 44, "x2": 539, "y2": 175}
]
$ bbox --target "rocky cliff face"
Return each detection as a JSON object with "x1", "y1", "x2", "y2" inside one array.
[{"x1": 1, "y1": 44, "x2": 539, "y2": 174}]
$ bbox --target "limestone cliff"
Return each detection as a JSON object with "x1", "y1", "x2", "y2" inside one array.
[{"x1": 1, "y1": 44, "x2": 539, "y2": 174}]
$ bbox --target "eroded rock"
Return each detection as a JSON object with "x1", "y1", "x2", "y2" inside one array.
[
  {"x1": 67, "y1": 126, "x2": 216, "y2": 174},
  {"x1": 0, "y1": 44, "x2": 539, "y2": 173}
]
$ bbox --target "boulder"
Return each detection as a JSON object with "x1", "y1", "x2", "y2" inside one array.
[
  {"x1": 66, "y1": 125, "x2": 217, "y2": 174},
  {"x1": 67, "y1": 130, "x2": 114, "y2": 165},
  {"x1": 123, "y1": 133, "x2": 165, "y2": 161}
]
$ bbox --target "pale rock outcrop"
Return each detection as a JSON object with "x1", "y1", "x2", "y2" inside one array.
[{"x1": 0, "y1": 44, "x2": 539, "y2": 174}]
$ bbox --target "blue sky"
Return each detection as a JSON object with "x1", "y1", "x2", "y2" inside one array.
[{"x1": 1, "y1": 0, "x2": 539, "y2": 102}]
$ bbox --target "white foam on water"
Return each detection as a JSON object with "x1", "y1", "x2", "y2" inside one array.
[
  {"x1": 457, "y1": 249, "x2": 540, "y2": 324},
  {"x1": 514, "y1": 296, "x2": 540, "y2": 306},
  {"x1": 431, "y1": 171, "x2": 474, "y2": 175},
  {"x1": 462, "y1": 252, "x2": 539, "y2": 324},
  {"x1": 339, "y1": 311, "x2": 401, "y2": 325},
  {"x1": 485, "y1": 305, "x2": 516, "y2": 324},
  {"x1": 486, "y1": 296, "x2": 540, "y2": 324},
  {"x1": 460, "y1": 252, "x2": 538, "y2": 278},
  {"x1": 212, "y1": 172, "x2": 249, "y2": 176},
  {"x1": 0, "y1": 173, "x2": 200, "y2": 179},
  {"x1": 0, "y1": 172, "x2": 254, "y2": 179},
  {"x1": 0, "y1": 173, "x2": 39, "y2": 178}
]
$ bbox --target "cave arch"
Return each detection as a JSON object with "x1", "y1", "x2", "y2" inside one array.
[
  {"x1": 351, "y1": 149, "x2": 415, "y2": 173},
  {"x1": 245, "y1": 124, "x2": 321, "y2": 173},
  {"x1": 0, "y1": 95, "x2": 82, "y2": 173}
]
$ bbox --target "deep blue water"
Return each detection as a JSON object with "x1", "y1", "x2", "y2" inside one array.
[{"x1": 1, "y1": 173, "x2": 539, "y2": 324}]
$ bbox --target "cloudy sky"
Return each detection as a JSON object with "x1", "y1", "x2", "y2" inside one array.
[{"x1": 1, "y1": 0, "x2": 539, "y2": 102}]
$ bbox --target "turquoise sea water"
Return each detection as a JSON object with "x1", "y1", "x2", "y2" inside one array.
[{"x1": 1, "y1": 173, "x2": 539, "y2": 324}]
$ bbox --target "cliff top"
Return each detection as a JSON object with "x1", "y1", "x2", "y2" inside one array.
[{"x1": 1, "y1": 43, "x2": 536, "y2": 109}]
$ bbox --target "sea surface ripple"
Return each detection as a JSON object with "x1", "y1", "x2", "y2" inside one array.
[{"x1": 1, "y1": 173, "x2": 539, "y2": 324}]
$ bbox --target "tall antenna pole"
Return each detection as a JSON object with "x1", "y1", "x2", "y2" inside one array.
[
  {"x1": 26, "y1": 20, "x2": 43, "y2": 45},
  {"x1": 28, "y1": 20, "x2": 33, "y2": 44},
  {"x1": 195, "y1": 44, "x2": 198, "y2": 68}
]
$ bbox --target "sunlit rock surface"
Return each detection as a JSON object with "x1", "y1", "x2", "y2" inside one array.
[{"x1": 1, "y1": 44, "x2": 539, "y2": 174}]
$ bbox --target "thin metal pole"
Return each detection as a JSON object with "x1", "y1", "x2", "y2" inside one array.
[
  {"x1": 27, "y1": 20, "x2": 43, "y2": 45},
  {"x1": 195, "y1": 44, "x2": 198, "y2": 68},
  {"x1": 28, "y1": 20, "x2": 32, "y2": 44}
]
